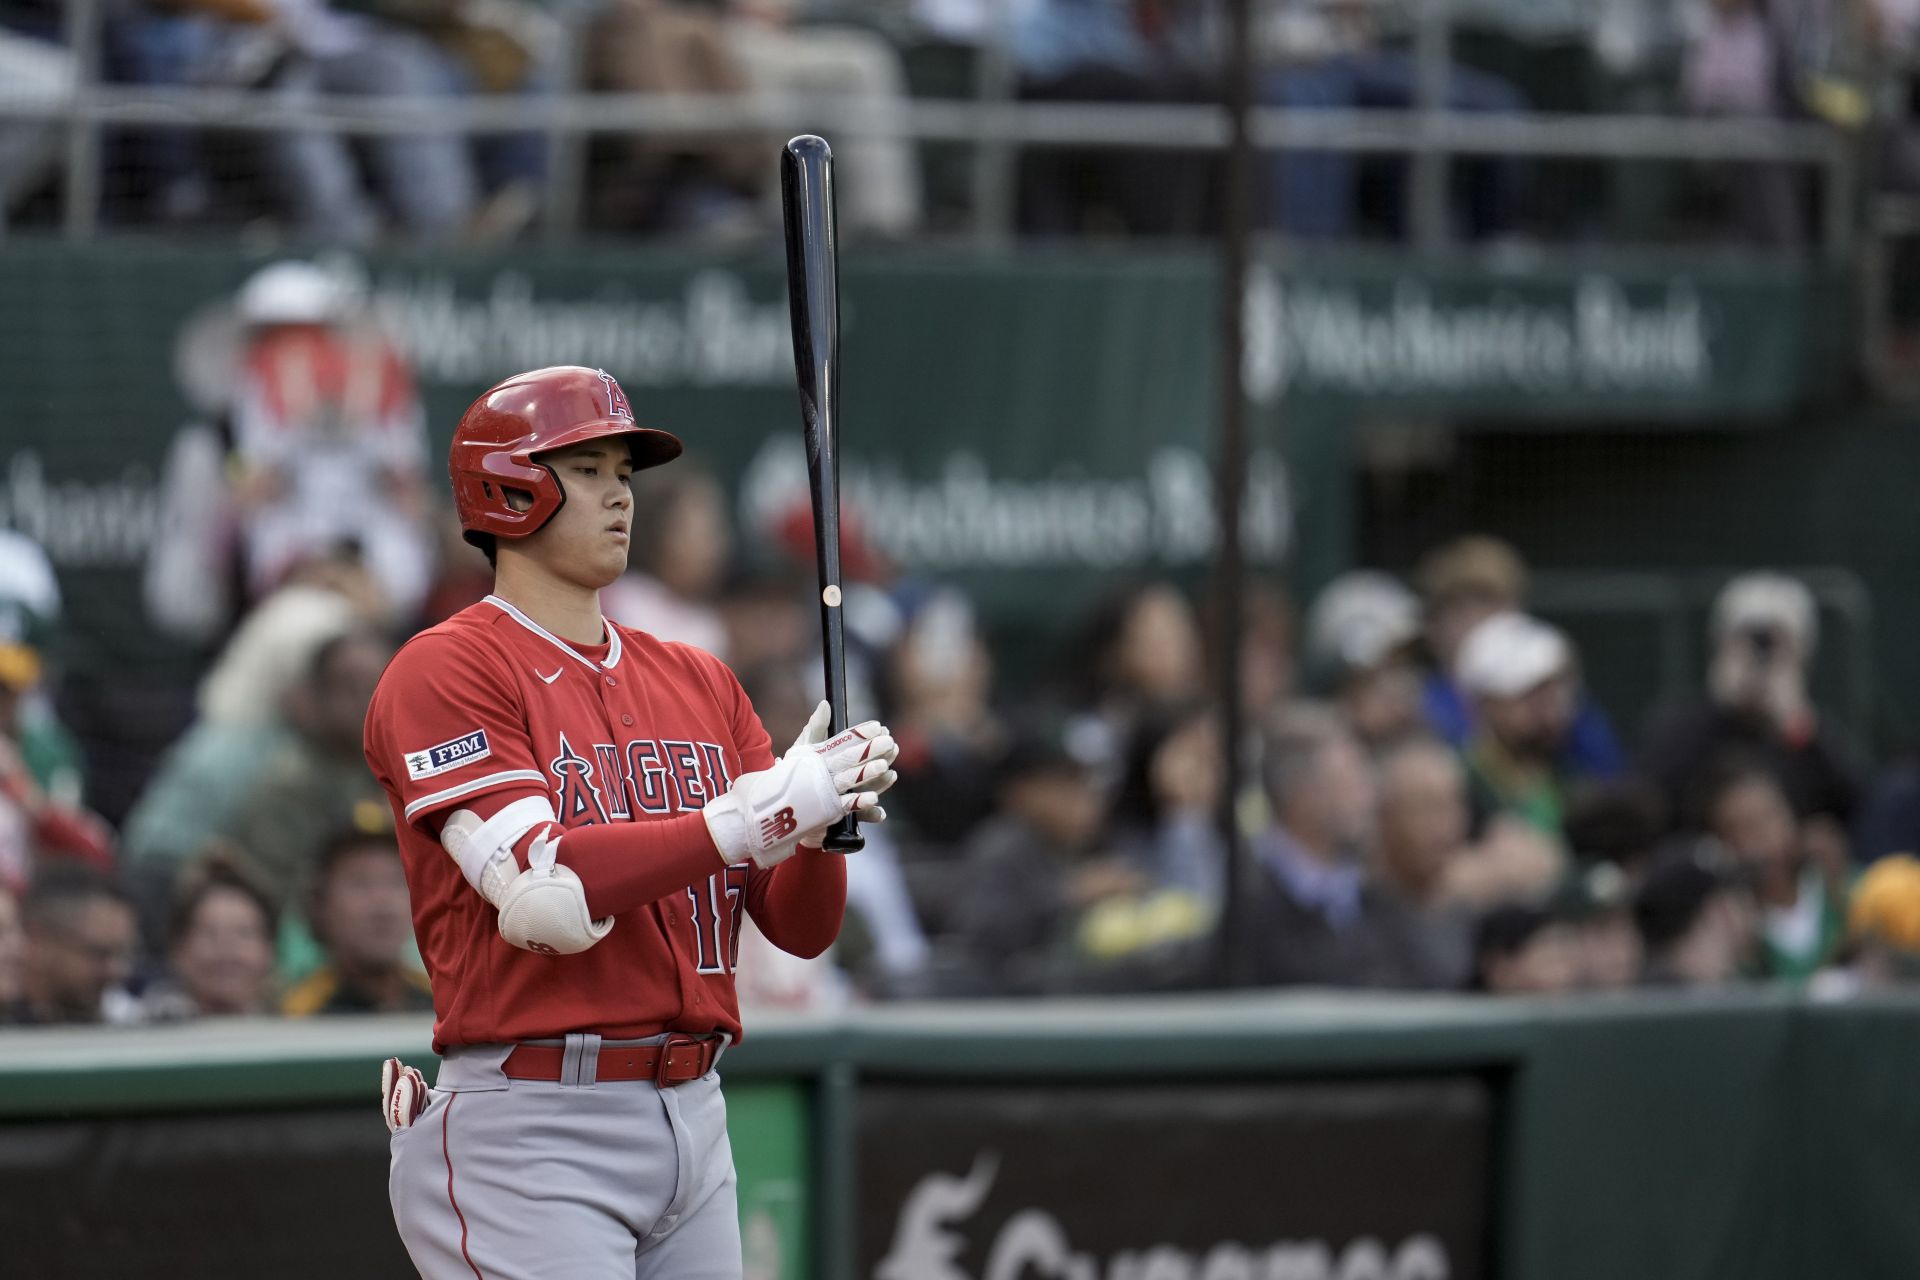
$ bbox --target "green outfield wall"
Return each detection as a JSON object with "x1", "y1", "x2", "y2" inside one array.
[{"x1": 1, "y1": 991, "x2": 1917, "y2": 1280}]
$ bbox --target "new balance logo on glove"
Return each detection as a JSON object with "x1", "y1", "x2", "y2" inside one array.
[{"x1": 760, "y1": 807, "x2": 799, "y2": 844}]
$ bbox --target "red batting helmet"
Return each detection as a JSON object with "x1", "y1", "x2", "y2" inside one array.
[{"x1": 450, "y1": 365, "x2": 682, "y2": 546}]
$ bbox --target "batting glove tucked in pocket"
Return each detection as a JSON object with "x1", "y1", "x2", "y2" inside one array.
[{"x1": 381, "y1": 1057, "x2": 430, "y2": 1134}]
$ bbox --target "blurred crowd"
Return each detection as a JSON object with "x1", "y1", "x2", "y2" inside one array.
[
  {"x1": 4, "y1": 260, "x2": 1920, "y2": 1027},
  {"x1": 2, "y1": 0, "x2": 1917, "y2": 245}
]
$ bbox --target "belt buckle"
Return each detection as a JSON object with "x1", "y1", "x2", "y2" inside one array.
[{"x1": 655, "y1": 1034, "x2": 697, "y2": 1087}]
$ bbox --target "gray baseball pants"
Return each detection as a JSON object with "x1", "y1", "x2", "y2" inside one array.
[{"x1": 389, "y1": 1035, "x2": 742, "y2": 1280}]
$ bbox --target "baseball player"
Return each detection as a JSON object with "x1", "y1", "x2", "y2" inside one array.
[{"x1": 363, "y1": 365, "x2": 898, "y2": 1279}]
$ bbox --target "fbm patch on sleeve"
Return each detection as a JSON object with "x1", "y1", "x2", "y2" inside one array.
[{"x1": 404, "y1": 729, "x2": 492, "y2": 781}]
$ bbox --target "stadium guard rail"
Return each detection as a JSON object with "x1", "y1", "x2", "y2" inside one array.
[{"x1": 1, "y1": 989, "x2": 1917, "y2": 1280}]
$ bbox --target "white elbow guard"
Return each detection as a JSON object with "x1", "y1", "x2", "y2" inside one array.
[
  {"x1": 495, "y1": 857, "x2": 614, "y2": 955},
  {"x1": 442, "y1": 802, "x2": 613, "y2": 955}
]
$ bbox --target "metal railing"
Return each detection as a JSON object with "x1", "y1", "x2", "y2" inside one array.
[{"x1": 1, "y1": 0, "x2": 1858, "y2": 255}]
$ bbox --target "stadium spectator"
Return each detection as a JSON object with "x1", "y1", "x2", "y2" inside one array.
[
  {"x1": 226, "y1": 261, "x2": 434, "y2": 619},
  {"x1": 1642, "y1": 572, "x2": 1862, "y2": 834},
  {"x1": 0, "y1": 882, "x2": 22, "y2": 1008},
  {"x1": 1416, "y1": 535, "x2": 1624, "y2": 778},
  {"x1": 0, "y1": 536, "x2": 114, "y2": 891},
  {"x1": 98, "y1": 0, "x2": 485, "y2": 238},
  {"x1": 885, "y1": 590, "x2": 1006, "y2": 848},
  {"x1": 722, "y1": 0, "x2": 923, "y2": 237},
  {"x1": 1561, "y1": 777, "x2": 1670, "y2": 886},
  {"x1": 1260, "y1": 0, "x2": 1527, "y2": 241},
  {"x1": 588, "y1": 0, "x2": 924, "y2": 237},
  {"x1": 1230, "y1": 578, "x2": 1299, "y2": 726},
  {"x1": 1838, "y1": 852, "x2": 1920, "y2": 989},
  {"x1": 398, "y1": 0, "x2": 562, "y2": 240},
  {"x1": 1305, "y1": 570, "x2": 1426, "y2": 754},
  {"x1": 281, "y1": 829, "x2": 431, "y2": 1015},
  {"x1": 1706, "y1": 764, "x2": 1847, "y2": 981},
  {"x1": 258, "y1": 2, "x2": 480, "y2": 241},
  {"x1": 603, "y1": 465, "x2": 734, "y2": 657},
  {"x1": 1454, "y1": 611, "x2": 1594, "y2": 839},
  {"x1": 1440, "y1": 821, "x2": 1564, "y2": 915},
  {"x1": 99, "y1": 1, "x2": 224, "y2": 225},
  {"x1": 1240, "y1": 703, "x2": 1440, "y2": 987},
  {"x1": 1556, "y1": 862, "x2": 1645, "y2": 991},
  {"x1": 1065, "y1": 581, "x2": 1208, "y2": 787},
  {"x1": 1012, "y1": 0, "x2": 1218, "y2": 236},
  {"x1": 1636, "y1": 843, "x2": 1758, "y2": 986},
  {"x1": 950, "y1": 719, "x2": 1158, "y2": 995},
  {"x1": 1680, "y1": 0, "x2": 1799, "y2": 243},
  {"x1": 0, "y1": 531, "x2": 84, "y2": 801},
  {"x1": 1418, "y1": 536, "x2": 1528, "y2": 739},
  {"x1": 123, "y1": 580, "x2": 360, "y2": 906},
  {"x1": 1108, "y1": 701, "x2": 1227, "y2": 908},
  {"x1": 9, "y1": 867, "x2": 139, "y2": 1025},
  {"x1": 0, "y1": 662, "x2": 116, "y2": 893},
  {"x1": 1679, "y1": 0, "x2": 1889, "y2": 245},
  {"x1": 586, "y1": 0, "x2": 768, "y2": 234},
  {"x1": 1856, "y1": 751, "x2": 1920, "y2": 867},
  {"x1": 218, "y1": 630, "x2": 394, "y2": 941},
  {"x1": 1372, "y1": 736, "x2": 1478, "y2": 989},
  {"x1": 1473, "y1": 904, "x2": 1583, "y2": 995},
  {"x1": 1883, "y1": 0, "x2": 1920, "y2": 193},
  {"x1": 0, "y1": 5, "x2": 72, "y2": 224},
  {"x1": 142, "y1": 856, "x2": 278, "y2": 1019}
]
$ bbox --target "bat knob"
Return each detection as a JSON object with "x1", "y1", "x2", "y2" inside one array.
[
  {"x1": 822, "y1": 831, "x2": 865, "y2": 855},
  {"x1": 786, "y1": 134, "x2": 831, "y2": 163}
]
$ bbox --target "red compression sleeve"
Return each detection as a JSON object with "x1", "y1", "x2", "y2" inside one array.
[
  {"x1": 559, "y1": 816, "x2": 727, "y2": 919},
  {"x1": 748, "y1": 846, "x2": 848, "y2": 959}
]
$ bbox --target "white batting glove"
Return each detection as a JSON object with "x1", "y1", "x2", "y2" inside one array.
[
  {"x1": 789, "y1": 700, "x2": 899, "y2": 841},
  {"x1": 381, "y1": 1057, "x2": 430, "y2": 1134},
  {"x1": 703, "y1": 702, "x2": 900, "y2": 869},
  {"x1": 794, "y1": 700, "x2": 899, "y2": 814}
]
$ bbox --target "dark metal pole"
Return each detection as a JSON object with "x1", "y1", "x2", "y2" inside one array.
[
  {"x1": 1410, "y1": 0, "x2": 1454, "y2": 251},
  {"x1": 1213, "y1": 0, "x2": 1255, "y2": 989},
  {"x1": 62, "y1": 0, "x2": 103, "y2": 240}
]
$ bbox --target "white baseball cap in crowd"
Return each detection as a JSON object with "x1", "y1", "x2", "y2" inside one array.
[
  {"x1": 1711, "y1": 572, "x2": 1817, "y2": 654},
  {"x1": 1455, "y1": 611, "x2": 1571, "y2": 699},
  {"x1": 1306, "y1": 571, "x2": 1421, "y2": 675},
  {"x1": 235, "y1": 260, "x2": 354, "y2": 328}
]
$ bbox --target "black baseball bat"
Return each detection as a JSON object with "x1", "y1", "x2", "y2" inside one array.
[{"x1": 780, "y1": 134, "x2": 863, "y2": 854}]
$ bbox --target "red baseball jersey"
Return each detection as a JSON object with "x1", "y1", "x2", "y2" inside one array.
[{"x1": 363, "y1": 594, "x2": 845, "y2": 1053}]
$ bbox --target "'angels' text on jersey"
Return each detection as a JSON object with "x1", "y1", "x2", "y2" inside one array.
[{"x1": 549, "y1": 733, "x2": 734, "y2": 823}]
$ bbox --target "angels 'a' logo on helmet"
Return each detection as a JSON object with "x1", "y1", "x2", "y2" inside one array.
[{"x1": 597, "y1": 369, "x2": 634, "y2": 422}]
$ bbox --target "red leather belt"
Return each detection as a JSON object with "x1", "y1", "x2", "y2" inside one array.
[{"x1": 502, "y1": 1035, "x2": 718, "y2": 1087}]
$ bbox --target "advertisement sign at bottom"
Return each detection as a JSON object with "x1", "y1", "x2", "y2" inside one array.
[{"x1": 858, "y1": 1077, "x2": 1494, "y2": 1280}]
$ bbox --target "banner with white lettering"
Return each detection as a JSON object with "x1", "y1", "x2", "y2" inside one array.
[
  {"x1": 857, "y1": 1077, "x2": 1494, "y2": 1280},
  {"x1": 0, "y1": 245, "x2": 1836, "y2": 816}
]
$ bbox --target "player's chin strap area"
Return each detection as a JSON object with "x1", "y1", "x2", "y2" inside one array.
[{"x1": 442, "y1": 799, "x2": 615, "y2": 955}]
